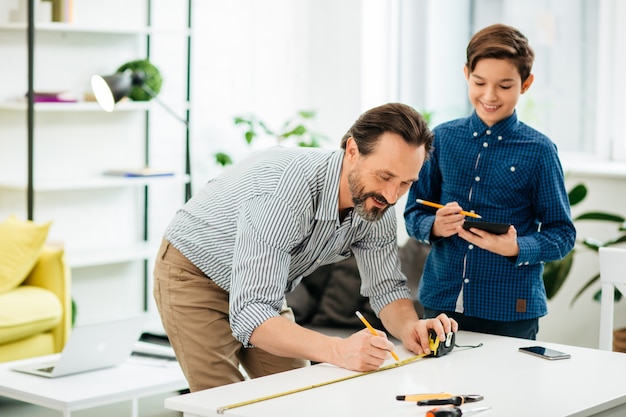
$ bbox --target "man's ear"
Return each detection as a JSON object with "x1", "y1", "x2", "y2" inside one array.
[
  {"x1": 463, "y1": 65, "x2": 470, "y2": 81},
  {"x1": 345, "y1": 136, "x2": 359, "y2": 160},
  {"x1": 521, "y1": 74, "x2": 534, "y2": 94}
]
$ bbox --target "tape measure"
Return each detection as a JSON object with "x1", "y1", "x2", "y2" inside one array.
[
  {"x1": 216, "y1": 332, "x2": 451, "y2": 413},
  {"x1": 217, "y1": 354, "x2": 431, "y2": 413}
]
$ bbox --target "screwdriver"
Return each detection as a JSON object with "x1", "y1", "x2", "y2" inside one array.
[{"x1": 426, "y1": 406, "x2": 491, "y2": 417}]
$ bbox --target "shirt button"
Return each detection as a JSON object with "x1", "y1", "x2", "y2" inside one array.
[
  {"x1": 475, "y1": 176, "x2": 480, "y2": 182},
  {"x1": 518, "y1": 263, "x2": 523, "y2": 266},
  {"x1": 464, "y1": 279, "x2": 469, "y2": 283},
  {"x1": 510, "y1": 166, "x2": 516, "y2": 172},
  {"x1": 316, "y1": 259, "x2": 322, "y2": 264},
  {"x1": 524, "y1": 261, "x2": 530, "y2": 265},
  {"x1": 486, "y1": 130, "x2": 492, "y2": 135},
  {"x1": 473, "y1": 132, "x2": 478, "y2": 137},
  {"x1": 483, "y1": 142, "x2": 488, "y2": 148},
  {"x1": 498, "y1": 136, "x2": 503, "y2": 140},
  {"x1": 468, "y1": 244, "x2": 474, "y2": 250}
]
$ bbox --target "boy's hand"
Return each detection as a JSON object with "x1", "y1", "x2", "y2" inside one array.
[
  {"x1": 432, "y1": 202, "x2": 466, "y2": 238},
  {"x1": 456, "y1": 224, "x2": 519, "y2": 257}
]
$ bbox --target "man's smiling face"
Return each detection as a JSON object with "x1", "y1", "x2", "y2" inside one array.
[{"x1": 347, "y1": 132, "x2": 425, "y2": 222}]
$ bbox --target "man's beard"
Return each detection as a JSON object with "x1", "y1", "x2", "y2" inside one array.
[{"x1": 348, "y1": 170, "x2": 393, "y2": 222}]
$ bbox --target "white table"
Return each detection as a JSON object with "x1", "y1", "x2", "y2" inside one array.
[
  {"x1": 0, "y1": 351, "x2": 187, "y2": 417},
  {"x1": 164, "y1": 331, "x2": 626, "y2": 417}
]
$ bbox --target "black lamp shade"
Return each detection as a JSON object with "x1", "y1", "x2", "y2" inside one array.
[{"x1": 91, "y1": 72, "x2": 133, "y2": 112}]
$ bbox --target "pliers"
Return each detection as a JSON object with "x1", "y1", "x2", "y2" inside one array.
[
  {"x1": 396, "y1": 393, "x2": 483, "y2": 406},
  {"x1": 417, "y1": 395, "x2": 484, "y2": 406}
]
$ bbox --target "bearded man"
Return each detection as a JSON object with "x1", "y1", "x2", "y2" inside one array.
[{"x1": 153, "y1": 103, "x2": 457, "y2": 392}]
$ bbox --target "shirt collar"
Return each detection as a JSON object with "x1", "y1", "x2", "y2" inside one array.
[
  {"x1": 316, "y1": 150, "x2": 344, "y2": 222},
  {"x1": 469, "y1": 110, "x2": 519, "y2": 139}
]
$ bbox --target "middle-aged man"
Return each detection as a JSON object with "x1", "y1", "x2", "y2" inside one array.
[{"x1": 154, "y1": 102, "x2": 458, "y2": 392}]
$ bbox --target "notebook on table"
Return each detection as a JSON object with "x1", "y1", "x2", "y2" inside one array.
[{"x1": 12, "y1": 315, "x2": 147, "y2": 378}]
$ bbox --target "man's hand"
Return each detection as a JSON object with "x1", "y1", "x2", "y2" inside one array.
[
  {"x1": 333, "y1": 328, "x2": 397, "y2": 372},
  {"x1": 399, "y1": 313, "x2": 458, "y2": 356},
  {"x1": 378, "y1": 300, "x2": 458, "y2": 356}
]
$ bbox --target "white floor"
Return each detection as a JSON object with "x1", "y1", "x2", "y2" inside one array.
[{"x1": 0, "y1": 391, "x2": 182, "y2": 417}]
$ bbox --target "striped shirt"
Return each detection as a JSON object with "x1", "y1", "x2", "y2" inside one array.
[
  {"x1": 404, "y1": 111, "x2": 576, "y2": 321},
  {"x1": 165, "y1": 146, "x2": 411, "y2": 346}
]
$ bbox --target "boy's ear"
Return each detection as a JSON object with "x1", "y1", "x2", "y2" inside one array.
[
  {"x1": 463, "y1": 65, "x2": 470, "y2": 80},
  {"x1": 521, "y1": 74, "x2": 535, "y2": 93}
]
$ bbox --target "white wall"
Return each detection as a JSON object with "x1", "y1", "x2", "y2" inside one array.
[{"x1": 188, "y1": 0, "x2": 405, "y2": 186}]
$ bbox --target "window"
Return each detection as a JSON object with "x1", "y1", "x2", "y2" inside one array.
[{"x1": 396, "y1": 0, "x2": 626, "y2": 163}]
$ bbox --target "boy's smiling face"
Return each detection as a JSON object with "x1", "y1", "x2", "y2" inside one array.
[{"x1": 464, "y1": 58, "x2": 534, "y2": 127}]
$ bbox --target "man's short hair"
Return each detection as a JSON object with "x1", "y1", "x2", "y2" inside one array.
[{"x1": 340, "y1": 103, "x2": 433, "y2": 156}]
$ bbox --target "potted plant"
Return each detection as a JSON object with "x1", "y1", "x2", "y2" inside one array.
[
  {"x1": 215, "y1": 110, "x2": 329, "y2": 167},
  {"x1": 542, "y1": 182, "x2": 626, "y2": 351}
]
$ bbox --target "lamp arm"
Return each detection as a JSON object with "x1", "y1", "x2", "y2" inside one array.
[{"x1": 140, "y1": 84, "x2": 189, "y2": 127}]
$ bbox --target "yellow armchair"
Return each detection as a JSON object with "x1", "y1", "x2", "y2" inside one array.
[{"x1": 0, "y1": 246, "x2": 72, "y2": 362}]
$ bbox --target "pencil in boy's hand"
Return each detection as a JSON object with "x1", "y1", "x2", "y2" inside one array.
[
  {"x1": 355, "y1": 311, "x2": 400, "y2": 361},
  {"x1": 415, "y1": 199, "x2": 482, "y2": 219}
]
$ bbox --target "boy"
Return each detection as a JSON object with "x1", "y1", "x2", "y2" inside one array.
[{"x1": 404, "y1": 24, "x2": 576, "y2": 339}]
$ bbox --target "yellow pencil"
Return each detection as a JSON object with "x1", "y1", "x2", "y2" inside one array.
[
  {"x1": 355, "y1": 311, "x2": 400, "y2": 362},
  {"x1": 415, "y1": 199, "x2": 482, "y2": 219}
]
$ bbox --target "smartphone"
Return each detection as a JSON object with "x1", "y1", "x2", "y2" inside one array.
[
  {"x1": 462, "y1": 220, "x2": 510, "y2": 235},
  {"x1": 519, "y1": 346, "x2": 571, "y2": 360}
]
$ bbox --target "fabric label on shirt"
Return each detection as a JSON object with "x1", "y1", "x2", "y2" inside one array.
[{"x1": 516, "y1": 299, "x2": 527, "y2": 313}]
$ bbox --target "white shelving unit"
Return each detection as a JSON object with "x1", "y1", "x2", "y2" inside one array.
[{"x1": 0, "y1": 0, "x2": 192, "y2": 325}]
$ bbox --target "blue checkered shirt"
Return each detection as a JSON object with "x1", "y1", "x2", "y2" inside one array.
[{"x1": 404, "y1": 111, "x2": 576, "y2": 321}]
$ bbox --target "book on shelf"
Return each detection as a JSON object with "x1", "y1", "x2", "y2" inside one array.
[
  {"x1": 31, "y1": 91, "x2": 78, "y2": 103},
  {"x1": 51, "y1": 0, "x2": 74, "y2": 23},
  {"x1": 103, "y1": 168, "x2": 176, "y2": 178}
]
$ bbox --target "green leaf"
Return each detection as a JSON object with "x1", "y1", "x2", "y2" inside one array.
[
  {"x1": 298, "y1": 110, "x2": 316, "y2": 119},
  {"x1": 581, "y1": 238, "x2": 602, "y2": 251},
  {"x1": 567, "y1": 183, "x2": 587, "y2": 206},
  {"x1": 592, "y1": 287, "x2": 623, "y2": 303},
  {"x1": 282, "y1": 125, "x2": 307, "y2": 138},
  {"x1": 214, "y1": 152, "x2": 233, "y2": 167},
  {"x1": 244, "y1": 131, "x2": 255, "y2": 145},
  {"x1": 543, "y1": 251, "x2": 574, "y2": 299},
  {"x1": 571, "y1": 273, "x2": 600, "y2": 306},
  {"x1": 574, "y1": 212, "x2": 625, "y2": 222},
  {"x1": 258, "y1": 120, "x2": 274, "y2": 136}
]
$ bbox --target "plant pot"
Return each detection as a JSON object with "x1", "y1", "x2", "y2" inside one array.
[{"x1": 613, "y1": 328, "x2": 626, "y2": 353}]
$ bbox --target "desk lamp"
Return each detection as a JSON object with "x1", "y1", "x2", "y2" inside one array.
[
  {"x1": 91, "y1": 63, "x2": 191, "y2": 200},
  {"x1": 91, "y1": 68, "x2": 188, "y2": 126}
]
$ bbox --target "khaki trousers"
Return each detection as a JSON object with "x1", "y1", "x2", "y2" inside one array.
[{"x1": 153, "y1": 239, "x2": 309, "y2": 392}]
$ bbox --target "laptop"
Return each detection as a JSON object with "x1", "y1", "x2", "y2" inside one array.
[{"x1": 12, "y1": 315, "x2": 147, "y2": 378}]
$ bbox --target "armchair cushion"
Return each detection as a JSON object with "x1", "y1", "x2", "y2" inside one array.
[
  {"x1": 0, "y1": 286, "x2": 62, "y2": 344},
  {"x1": 0, "y1": 245, "x2": 70, "y2": 362},
  {"x1": 0, "y1": 215, "x2": 51, "y2": 294}
]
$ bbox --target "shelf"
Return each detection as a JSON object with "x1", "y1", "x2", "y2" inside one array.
[
  {"x1": 0, "y1": 22, "x2": 190, "y2": 36},
  {"x1": 0, "y1": 101, "x2": 152, "y2": 112},
  {"x1": 67, "y1": 241, "x2": 157, "y2": 268},
  {"x1": 0, "y1": 174, "x2": 190, "y2": 192}
]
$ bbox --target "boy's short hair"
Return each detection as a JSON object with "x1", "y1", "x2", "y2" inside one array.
[{"x1": 466, "y1": 23, "x2": 535, "y2": 82}]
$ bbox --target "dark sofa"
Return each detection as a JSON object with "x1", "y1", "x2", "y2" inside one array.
[{"x1": 285, "y1": 238, "x2": 430, "y2": 336}]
